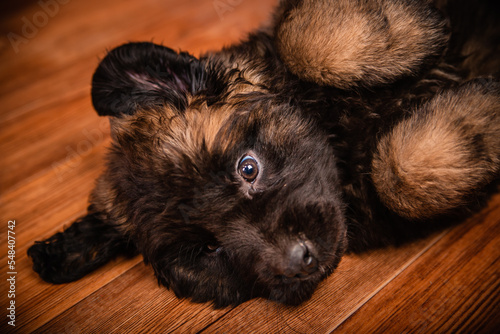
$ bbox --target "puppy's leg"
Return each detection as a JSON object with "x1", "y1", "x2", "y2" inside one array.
[
  {"x1": 372, "y1": 79, "x2": 500, "y2": 219},
  {"x1": 28, "y1": 208, "x2": 136, "y2": 284},
  {"x1": 275, "y1": 0, "x2": 448, "y2": 88}
]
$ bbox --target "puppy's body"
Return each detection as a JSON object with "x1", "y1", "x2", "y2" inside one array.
[
  {"x1": 29, "y1": 0, "x2": 500, "y2": 307},
  {"x1": 218, "y1": 0, "x2": 500, "y2": 249}
]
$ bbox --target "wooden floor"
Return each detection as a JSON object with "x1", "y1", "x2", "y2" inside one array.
[{"x1": 1, "y1": 0, "x2": 499, "y2": 332}]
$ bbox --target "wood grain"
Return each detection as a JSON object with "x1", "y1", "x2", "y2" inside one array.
[{"x1": 1, "y1": 0, "x2": 499, "y2": 333}]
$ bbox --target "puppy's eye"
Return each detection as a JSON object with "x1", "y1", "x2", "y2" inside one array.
[
  {"x1": 238, "y1": 156, "x2": 259, "y2": 182},
  {"x1": 204, "y1": 244, "x2": 222, "y2": 255}
]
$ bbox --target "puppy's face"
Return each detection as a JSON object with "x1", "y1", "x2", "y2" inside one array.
[{"x1": 91, "y1": 43, "x2": 346, "y2": 307}]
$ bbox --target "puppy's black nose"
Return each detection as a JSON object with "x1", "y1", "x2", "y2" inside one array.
[{"x1": 283, "y1": 241, "x2": 318, "y2": 278}]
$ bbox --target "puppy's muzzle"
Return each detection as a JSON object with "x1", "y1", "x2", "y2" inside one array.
[{"x1": 274, "y1": 240, "x2": 318, "y2": 279}]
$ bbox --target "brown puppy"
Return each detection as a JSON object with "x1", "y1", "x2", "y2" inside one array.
[{"x1": 28, "y1": 0, "x2": 499, "y2": 307}]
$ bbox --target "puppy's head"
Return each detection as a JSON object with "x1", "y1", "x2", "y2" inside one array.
[{"x1": 91, "y1": 42, "x2": 346, "y2": 307}]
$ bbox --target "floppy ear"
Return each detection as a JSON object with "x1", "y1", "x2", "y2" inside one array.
[{"x1": 91, "y1": 42, "x2": 206, "y2": 117}]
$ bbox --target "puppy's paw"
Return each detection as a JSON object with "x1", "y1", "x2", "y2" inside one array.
[
  {"x1": 372, "y1": 79, "x2": 500, "y2": 219},
  {"x1": 28, "y1": 211, "x2": 135, "y2": 283},
  {"x1": 275, "y1": 0, "x2": 448, "y2": 88}
]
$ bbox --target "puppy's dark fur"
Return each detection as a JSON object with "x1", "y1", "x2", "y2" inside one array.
[{"x1": 29, "y1": 0, "x2": 500, "y2": 307}]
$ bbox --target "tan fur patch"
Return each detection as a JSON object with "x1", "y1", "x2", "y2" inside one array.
[
  {"x1": 114, "y1": 106, "x2": 235, "y2": 165},
  {"x1": 276, "y1": 0, "x2": 448, "y2": 88},
  {"x1": 169, "y1": 102, "x2": 239, "y2": 156},
  {"x1": 372, "y1": 81, "x2": 500, "y2": 219}
]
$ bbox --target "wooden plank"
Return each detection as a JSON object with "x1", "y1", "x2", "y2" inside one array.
[
  {"x1": 2, "y1": 255, "x2": 142, "y2": 333},
  {"x1": 33, "y1": 262, "x2": 232, "y2": 333},
  {"x1": 0, "y1": 97, "x2": 107, "y2": 192},
  {"x1": 334, "y1": 194, "x2": 500, "y2": 333}
]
